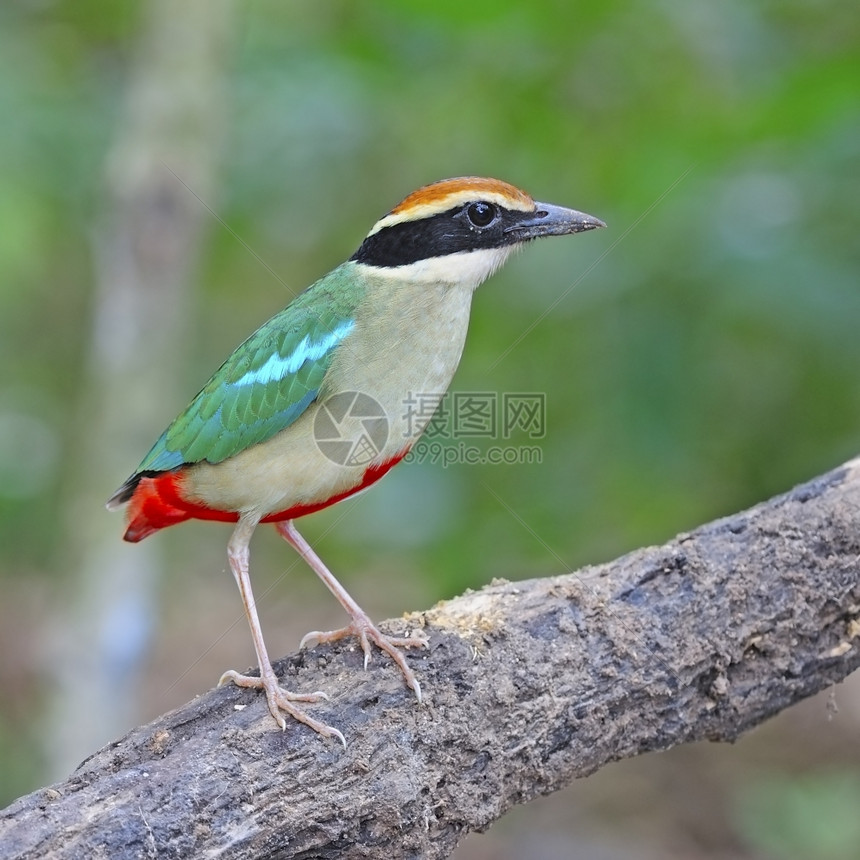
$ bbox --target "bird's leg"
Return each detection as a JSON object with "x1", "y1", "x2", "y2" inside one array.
[
  {"x1": 275, "y1": 519, "x2": 427, "y2": 702},
  {"x1": 218, "y1": 515, "x2": 345, "y2": 745}
]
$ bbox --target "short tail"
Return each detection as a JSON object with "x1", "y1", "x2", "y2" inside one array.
[
  {"x1": 105, "y1": 474, "x2": 143, "y2": 512},
  {"x1": 106, "y1": 470, "x2": 197, "y2": 542}
]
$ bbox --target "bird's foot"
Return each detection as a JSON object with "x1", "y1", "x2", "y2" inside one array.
[
  {"x1": 219, "y1": 668, "x2": 346, "y2": 747},
  {"x1": 300, "y1": 611, "x2": 428, "y2": 702}
]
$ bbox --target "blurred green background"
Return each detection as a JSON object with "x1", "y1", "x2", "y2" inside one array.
[{"x1": 1, "y1": 1, "x2": 859, "y2": 857}]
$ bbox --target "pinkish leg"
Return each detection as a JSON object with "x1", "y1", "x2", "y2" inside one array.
[
  {"x1": 218, "y1": 515, "x2": 345, "y2": 746},
  {"x1": 275, "y1": 519, "x2": 427, "y2": 702}
]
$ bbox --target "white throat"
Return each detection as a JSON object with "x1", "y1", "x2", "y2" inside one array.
[{"x1": 359, "y1": 246, "x2": 517, "y2": 292}]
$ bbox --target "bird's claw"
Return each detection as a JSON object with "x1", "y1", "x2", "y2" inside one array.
[
  {"x1": 299, "y1": 616, "x2": 428, "y2": 703},
  {"x1": 219, "y1": 669, "x2": 345, "y2": 747}
]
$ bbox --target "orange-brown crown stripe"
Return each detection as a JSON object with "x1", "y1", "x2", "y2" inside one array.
[
  {"x1": 389, "y1": 177, "x2": 533, "y2": 216},
  {"x1": 366, "y1": 177, "x2": 536, "y2": 239}
]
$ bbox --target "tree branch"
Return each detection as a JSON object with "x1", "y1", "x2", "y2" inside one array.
[{"x1": 4, "y1": 458, "x2": 860, "y2": 859}]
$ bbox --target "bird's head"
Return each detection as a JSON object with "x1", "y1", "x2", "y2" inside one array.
[{"x1": 351, "y1": 176, "x2": 605, "y2": 289}]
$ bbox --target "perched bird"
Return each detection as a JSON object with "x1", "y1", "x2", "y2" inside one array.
[{"x1": 108, "y1": 176, "x2": 604, "y2": 744}]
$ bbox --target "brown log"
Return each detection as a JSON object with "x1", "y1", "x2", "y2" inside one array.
[{"x1": 3, "y1": 458, "x2": 860, "y2": 859}]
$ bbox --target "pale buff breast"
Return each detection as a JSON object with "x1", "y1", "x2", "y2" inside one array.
[{"x1": 183, "y1": 266, "x2": 486, "y2": 519}]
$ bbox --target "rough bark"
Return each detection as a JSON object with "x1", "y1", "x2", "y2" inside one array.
[{"x1": 4, "y1": 457, "x2": 860, "y2": 859}]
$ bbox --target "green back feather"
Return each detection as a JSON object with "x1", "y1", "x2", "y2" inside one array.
[{"x1": 136, "y1": 263, "x2": 365, "y2": 474}]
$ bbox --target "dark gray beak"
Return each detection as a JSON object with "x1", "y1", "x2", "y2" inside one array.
[{"x1": 505, "y1": 202, "x2": 606, "y2": 240}]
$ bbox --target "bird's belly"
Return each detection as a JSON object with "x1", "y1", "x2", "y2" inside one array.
[{"x1": 183, "y1": 404, "x2": 392, "y2": 518}]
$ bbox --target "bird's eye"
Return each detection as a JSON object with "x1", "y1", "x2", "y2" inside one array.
[{"x1": 466, "y1": 201, "x2": 497, "y2": 228}]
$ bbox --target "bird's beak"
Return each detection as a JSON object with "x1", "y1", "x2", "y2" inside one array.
[{"x1": 505, "y1": 203, "x2": 606, "y2": 240}]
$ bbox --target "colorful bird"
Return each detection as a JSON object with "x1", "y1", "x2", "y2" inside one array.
[{"x1": 108, "y1": 176, "x2": 604, "y2": 744}]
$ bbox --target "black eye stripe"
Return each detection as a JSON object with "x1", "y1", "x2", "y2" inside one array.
[{"x1": 351, "y1": 204, "x2": 532, "y2": 268}]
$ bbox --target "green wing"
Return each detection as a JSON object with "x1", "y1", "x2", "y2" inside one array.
[{"x1": 136, "y1": 263, "x2": 363, "y2": 473}]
